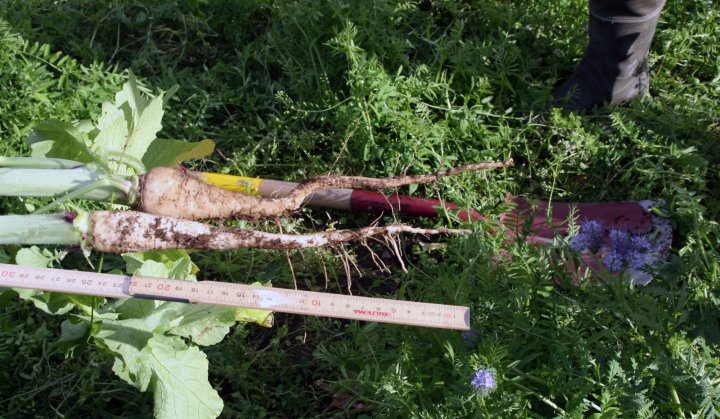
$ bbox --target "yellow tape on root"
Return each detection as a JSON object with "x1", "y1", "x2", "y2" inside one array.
[{"x1": 200, "y1": 172, "x2": 262, "y2": 196}]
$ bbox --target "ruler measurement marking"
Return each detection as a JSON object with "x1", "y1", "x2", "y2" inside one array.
[{"x1": 0, "y1": 264, "x2": 470, "y2": 330}]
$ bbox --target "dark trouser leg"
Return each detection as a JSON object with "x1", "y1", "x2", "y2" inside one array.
[{"x1": 552, "y1": 0, "x2": 666, "y2": 111}]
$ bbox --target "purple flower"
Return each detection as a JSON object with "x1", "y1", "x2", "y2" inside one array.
[
  {"x1": 471, "y1": 368, "x2": 497, "y2": 396},
  {"x1": 570, "y1": 220, "x2": 604, "y2": 252},
  {"x1": 603, "y1": 229, "x2": 654, "y2": 273},
  {"x1": 603, "y1": 251, "x2": 624, "y2": 272}
]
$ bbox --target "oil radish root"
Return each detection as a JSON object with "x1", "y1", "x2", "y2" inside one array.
[
  {"x1": 89, "y1": 211, "x2": 470, "y2": 253},
  {"x1": 137, "y1": 159, "x2": 513, "y2": 220}
]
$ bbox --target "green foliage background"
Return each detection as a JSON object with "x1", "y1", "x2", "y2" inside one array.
[{"x1": 0, "y1": 0, "x2": 718, "y2": 417}]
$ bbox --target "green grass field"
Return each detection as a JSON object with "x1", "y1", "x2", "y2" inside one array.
[{"x1": 0, "y1": 0, "x2": 718, "y2": 417}]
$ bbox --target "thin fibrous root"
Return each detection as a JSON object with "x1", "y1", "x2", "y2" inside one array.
[
  {"x1": 90, "y1": 211, "x2": 470, "y2": 254},
  {"x1": 137, "y1": 159, "x2": 513, "y2": 221},
  {"x1": 295, "y1": 159, "x2": 514, "y2": 191}
]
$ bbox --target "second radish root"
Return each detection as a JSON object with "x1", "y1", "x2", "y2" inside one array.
[{"x1": 89, "y1": 211, "x2": 470, "y2": 253}]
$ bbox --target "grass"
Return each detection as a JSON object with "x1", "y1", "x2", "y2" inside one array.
[{"x1": 0, "y1": 0, "x2": 719, "y2": 416}]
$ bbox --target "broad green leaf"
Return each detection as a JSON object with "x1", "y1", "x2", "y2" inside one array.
[
  {"x1": 123, "y1": 250, "x2": 198, "y2": 280},
  {"x1": 132, "y1": 259, "x2": 174, "y2": 280},
  {"x1": 101, "y1": 299, "x2": 238, "y2": 347},
  {"x1": 12, "y1": 245, "x2": 97, "y2": 315},
  {"x1": 92, "y1": 113, "x2": 130, "y2": 157},
  {"x1": 15, "y1": 245, "x2": 54, "y2": 267},
  {"x1": 28, "y1": 139, "x2": 53, "y2": 157},
  {"x1": 96, "y1": 302, "x2": 182, "y2": 384},
  {"x1": 108, "y1": 299, "x2": 240, "y2": 347},
  {"x1": 96, "y1": 247, "x2": 232, "y2": 416},
  {"x1": 74, "y1": 119, "x2": 98, "y2": 135},
  {"x1": 166, "y1": 257, "x2": 195, "y2": 280},
  {"x1": 97, "y1": 100, "x2": 128, "y2": 132},
  {"x1": 139, "y1": 335, "x2": 224, "y2": 419},
  {"x1": 59, "y1": 316, "x2": 89, "y2": 342},
  {"x1": 112, "y1": 296, "x2": 163, "y2": 320},
  {"x1": 13, "y1": 289, "x2": 97, "y2": 317},
  {"x1": 142, "y1": 138, "x2": 216, "y2": 169},
  {"x1": 235, "y1": 281, "x2": 274, "y2": 327},
  {"x1": 166, "y1": 304, "x2": 238, "y2": 346},
  {"x1": 14, "y1": 288, "x2": 75, "y2": 315},
  {"x1": 235, "y1": 307, "x2": 274, "y2": 328},
  {"x1": 113, "y1": 251, "x2": 197, "y2": 323},
  {"x1": 104, "y1": 302, "x2": 182, "y2": 335},
  {"x1": 87, "y1": 73, "x2": 164, "y2": 174},
  {"x1": 27, "y1": 119, "x2": 94, "y2": 162},
  {"x1": 124, "y1": 92, "x2": 164, "y2": 161},
  {"x1": 97, "y1": 316, "x2": 156, "y2": 385},
  {"x1": 115, "y1": 71, "x2": 149, "y2": 125},
  {"x1": 88, "y1": 74, "x2": 165, "y2": 174},
  {"x1": 95, "y1": 306, "x2": 225, "y2": 418},
  {"x1": 123, "y1": 252, "x2": 165, "y2": 274},
  {"x1": 58, "y1": 316, "x2": 90, "y2": 356}
]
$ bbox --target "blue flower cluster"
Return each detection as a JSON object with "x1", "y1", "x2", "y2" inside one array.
[
  {"x1": 570, "y1": 220, "x2": 656, "y2": 273},
  {"x1": 471, "y1": 368, "x2": 497, "y2": 396},
  {"x1": 603, "y1": 230, "x2": 653, "y2": 272},
  {"x1": 570, "y1": 220, "x2": 604, "y2": 252}
]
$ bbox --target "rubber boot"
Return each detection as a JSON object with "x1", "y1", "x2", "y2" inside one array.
[{"x1": 552, "y1": 0, "x2": 666, "y2": 110}]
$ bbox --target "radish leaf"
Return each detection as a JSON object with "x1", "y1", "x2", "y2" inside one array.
[
  {"x1": 15, "y1": 245, "x2": 57, "y2": 267},
  {"x1": 92, "y1": 74, "x2": 164, "y2": 174},
  {"x1": 88, "y1": 249, "x2": 260, "y2": 417},
  {"x1": 95, "y1": 301, "x2": 226, "y2": 418},
  {"x1": 166, "y1": 304, "x2": 238, "y2": 346},
  {"x1": 27, "y1": 119, "x2": 94, "y2": 163},
  {"x1": 123, "y1": 250, "x2": 198, "y2": 280},
  {"x1": 114, "y1": 71, "x2": 150, "y2": 125},
  {"x1": 140, "y1": 335, "x2": 224, "y2": 419},
  {"x1": 12, "y1": 246, "x2": 101, "y2": 316},
  {"x1": 142, "y1": 138, "x2": 216, "y2": 169},
  {"x1": 124, "y1": 92, "x2": 164, "y2": 163},
  {"x1": 235, "y1": 306, "x2": 274, "y2": 328},
  {"x1": 235, "y1": 281, "x2": 274, "y2": 327},
  {"x1": 13, "y1": 289, "x2": 75, "y2": 315},
  {"x1": 58, "y1": 316, "x2": 90, "y2": 356},
  {"x1": 92, "y1": 113, "x2": 129, "y2": 161}
]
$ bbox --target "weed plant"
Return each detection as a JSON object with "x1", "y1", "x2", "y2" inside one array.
[{"x1": 0, "y1": 0, "x2": 718, "y2": 417}]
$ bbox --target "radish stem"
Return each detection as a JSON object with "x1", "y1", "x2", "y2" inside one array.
[
  {"x1": 31, "y1": 178, "x2": 135, "y2": 214},
  {"x1": 0, "y1": 156, "x2": 83, "y2": 169},
  {"x1": 0, "y1": 167, "x2": 133, "y2": 203},
  {"x1": 0, "y1": 213, "x2": 82, "y2": 245},
  {"x1": 104, "y1": 151, "x2": 146, "y2": 175}
]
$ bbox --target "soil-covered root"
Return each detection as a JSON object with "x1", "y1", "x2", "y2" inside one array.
[
  {"x1": 137, "y1": 160, "x2": 513, "y2": 221},
  {"x1": 89, "y1": 211, "x2": 470, "y2": 253}
]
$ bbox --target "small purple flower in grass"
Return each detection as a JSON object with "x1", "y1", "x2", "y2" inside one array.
[
  {"x1": 471, "y1": 368, "x2": 497, "y2": 396},
  {"x1": 570, "y1": 220, "x2": 604, "y2": 252}
]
